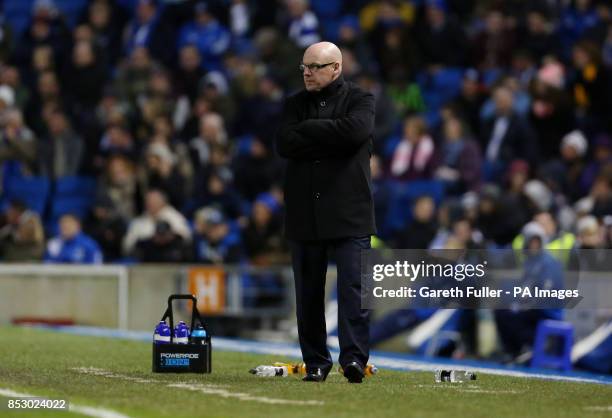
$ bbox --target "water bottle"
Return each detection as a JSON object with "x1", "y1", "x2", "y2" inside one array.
[
  {"x1": 191, "y1": 325, "x2": 207, "y2": 345},
  {"x1": 338, "y1": 363, "x2": 378, "y2": 377},
  {"x1": 153, "y1": 321, "x2": 171, "y2": 344},
  {"x1": 273, "y1": 362, "x2": 306, "y2": 375},
  {"x1": 173, "y1": 321, "x2": 189, "y2": 344},
  {"x1": 434, "y1": 369, "x2": 476, "y2": 383},
  {"x1": 365, "y1": 364, "x2": 378, "y2": 376},
  {"x1": 249, "y1": 365, "x2": 289, "y2": 377}
]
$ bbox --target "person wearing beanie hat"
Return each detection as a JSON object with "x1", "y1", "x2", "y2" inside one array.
[
  {"x1": 0, "y1": 85, "x2": 15, "y2": 110},
  {"x1": 561, "y1": 130, "x2": 588, "y2": 158},
  {"x1": 523, "y1": 180, "x2": 553, "y2": 212},
  {"x1": 520, "y1": 221, "x2": 548, "y2": 250},
  {"x1": 495, "y1": 217, "x2": 565, "y2": 356}
]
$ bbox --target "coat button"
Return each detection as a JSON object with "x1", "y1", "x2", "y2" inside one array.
[
  {"x1": 314, "y1": 192, "x2": 321, "y2": 199},
  {"x1": 320, "y1": 100, "x2": 326, "y2": 107}
]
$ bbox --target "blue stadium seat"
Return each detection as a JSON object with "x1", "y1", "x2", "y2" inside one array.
[
  {"x1": 384, "y1": 180, "x2": 445, "y2": 234},
  {"x1": 4, "y1": 0, "x2": 89, "y2": 35},
  {"x1": 47, "y1": 176, "x2": 96, "y2": 233},
  {"x1": 3, "y1": 175, "x2": 51, "y2": 215},
  {"x1": 310, "y1": 0, "x2": 343, "y2": 19},
  {"x1": 531, "y1": 320, "x2": 574, "y2": 371},
  {"x1": 54, "y1": 176, "x2": 96, "y2": 197}
]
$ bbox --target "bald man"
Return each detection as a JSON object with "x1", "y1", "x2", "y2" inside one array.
[{"x1": 276, "y1": 42, "x2": 376, "y2": 383}]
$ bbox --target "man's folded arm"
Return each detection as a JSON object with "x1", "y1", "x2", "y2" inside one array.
[
  {"x1": 275, "y1": 96, "x2": 341, "y2": 160},
  {"x1": 295, "y1": 92, "x2": 375, "y2": 153}
]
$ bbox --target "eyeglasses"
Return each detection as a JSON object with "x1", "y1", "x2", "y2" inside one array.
[{"x1": 299, "y1": 62, "x2": 336, "y2": 73}]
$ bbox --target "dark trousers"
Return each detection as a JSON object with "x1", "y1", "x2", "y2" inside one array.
[
  {"x1": 289, "y1": 236, "x2": 370, "y2": 370},
  {"x1": 494, "y1": 309, "x2": 546, "y2": 355}
]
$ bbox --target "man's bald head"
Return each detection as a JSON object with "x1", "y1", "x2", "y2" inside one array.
[
  {"x1": 301, "y1": 42, "x2": 343, "y2": 92},
  {"x1": 303, "y1": 42, "x2": 342, "y2": 66}
]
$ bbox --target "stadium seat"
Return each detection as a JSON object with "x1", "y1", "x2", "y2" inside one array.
[
  {"x1": 2, "y1": 175, "x2": 51, "y2": 215},
  {"x1": 384, "y1": 180, "x2": 445, "y2": 234},
  {"x1": 531, "y1": 320, "x2": 574, "y2": 371},
  {"x1": 47, "y1": 176, "x2": 97, "y2": 233}
]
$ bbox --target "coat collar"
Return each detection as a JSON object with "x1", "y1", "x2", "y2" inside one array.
[{"x1": 309, "y1": 75, "x2": 345, "y2": 99}]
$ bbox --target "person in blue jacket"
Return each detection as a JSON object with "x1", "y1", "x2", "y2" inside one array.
[
  {"x1": 177, "y1": 2, "x2": 231, "y2": 72},
  {"x1": 495, "y1": 221, "x2": 564, "y2": 356},
  {"x1": 45, "y1": 214, "x2": 103, "y2": 264}
]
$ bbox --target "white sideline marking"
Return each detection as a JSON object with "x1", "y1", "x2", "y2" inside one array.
[
  {"x1": 72, "y1": 367, "x2": 227, "y2": 388},
  {"x1": 0, "y1": 388, "x2": 132, "y2": 418},
  {"x1": 42, "y1": 326, "x2": 612, "y2": 386},
  {"x1": 584, "y1": 406, "x2": 612, "y2": 412},
  {"x1": 414, "y1": 384, "x2": 522, "y2": 394},
  {"x1": 169, "y1": 383, "x2": 325, "y2": 406},
  {"x1": 73, "y1": 367, "x2": 324, "y2": 406}
]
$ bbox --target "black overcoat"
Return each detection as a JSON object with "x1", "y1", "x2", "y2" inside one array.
[{"x1": 275, "y1": 75, "x2": 376, "y2": 240}]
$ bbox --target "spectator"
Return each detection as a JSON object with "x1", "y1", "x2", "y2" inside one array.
[
  {"x1": 192, "y1": 168, "x2": 244, "y2": 220},
  {"x1": 27, "y1": 71, "x2": 64, "y2": 135},
  {"x1": 140, "y1": 142, "x2": 186, "y2": 209},
  {"x1": 472, "y1": 9, "x2": 515, "y2": 70},
  {"x1": 433, "y1": 116, "x2": 482, "y2": 194},
  {"x1": 1, "y1": 66, "x2": 30, "y2": 110},
  {"x1": 393, "y1": 195, "x2": 437, "y2": 249},
  {"x1": 389, "y1": 115, "x2": 435, "y2": 181},
  {"x1": 134, "y1": 220, "x2": 190, "y2": 262},
  {"x1": 233, "y1": 136, "x2": 284, "y2": 202},
  {"x1": 174, "y1": 45, "x2": 205, "y2": 104},
  {"x1": 114, "y1": 46, "x2": 156, "y2": 106},
  {"x1": 123, "y1": 189, "x2": 191, "y2": 256},
  {"x1": 45, "y1": 214, "x2": 103, "y2": 264},
  {"x1": 542, "y1": 130, "x2": 588, "y2": 201},
  {"x1": 85, "y1": 194, "x2": 128, "y2": 261},
  {"x1": 192, "y1": 207, "x2": 243, "y2": 264},
  {"x1": 571, "y1": 40, "x2": 611, "y2": 133},
  {"x1": 479, "y1": 86, "x2": 537, "y2": 180},
  {"x1": 198, "y1": 72, "x2": 236, "y2": 126},
  {"x1": 336, "y1": 15, "x2": 375, "y2": 73},
  {"x1": 0, "y1": 200, "x2": 45, "y2": 261},
  {"x1": 495, "y1": 221, "x2": 564, "y2": 356},
  {"x1": 477, "y1": 182, "x2": 529, "y2": 247},
  {"x1": 285, "y1": 0, "x2": 321, "y2": 48},
  {"x1": 0, "y1": 108, "x2": 37, "y2": 178},
  {"x1": 14, "y1": 0, "x2": 70, "y2": 70},
  {"x1": 519, "y1": 8, "x2": 559, "y2": 60},
  {"x1": 96, "y1": 124, "x2": 136, "y2": 168},
  {"x1": 416, "y1": 0, "x2": 468, "y2": 67},
  {"x1": 96, "y1": 154, "x2": 139, "y2": 221},
  {"x1": 37, "y1": 109, "x2": 84, "y2": 178},
  {"x1": 529, "y1": 59, "x2": 574, "y2": 161},
  {"x1": 512, "y1": 211, "x2": 576, "y2": 252},
  {"x1": 177, "y1": 1, "x2": 231, "y2": 72},
  {"x1": 355, "y1": 72, "x2": 398, "y2": 151},
  {"x1": 189, "y1": 112, "x2": 228, "y2": 172},
  {"x1": 123, "y1": 0, "x2": 170, "y2": 63},
  {"x1": 559, "y1": 0, "x2": 599, "y2": 51},
  {"x1": 581, "y1": 135, "x2": 612, "y2": 193},
  {"x1": 63, "y1": 40, "x2": 107, "y2": 114},
  {"x1": 253, "y1": 28, "x2": 303, "y2": 92},
  {"x1": 83, "y1": 0, "x2": 126, "y2": 67},
  {"x1": 235, "y1": 72, "x2": 284, "y2": 147},
  {"x1": 451, "y1": 69, "x2": 486, "y2": 137},
  {"x1": 243, "y1": 192, "x2": 287, "y2": 265}
]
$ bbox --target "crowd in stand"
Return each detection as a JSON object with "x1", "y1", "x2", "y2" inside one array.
[{"x1": 0, "y1": 0, "x2": 611, "y2": 266}]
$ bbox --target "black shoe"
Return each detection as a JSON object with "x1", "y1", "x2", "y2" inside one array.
[
  {"x1": 302, "y1": 366, "x2": 331, "y2": 382},
  {"x1": 343, "y1": 362, "x2": 365, "y2": 383}
]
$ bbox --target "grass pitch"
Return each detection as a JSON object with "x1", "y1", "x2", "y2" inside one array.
[{"x1": 0, "y1": 326, "x2": 611, "y2": 418}]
